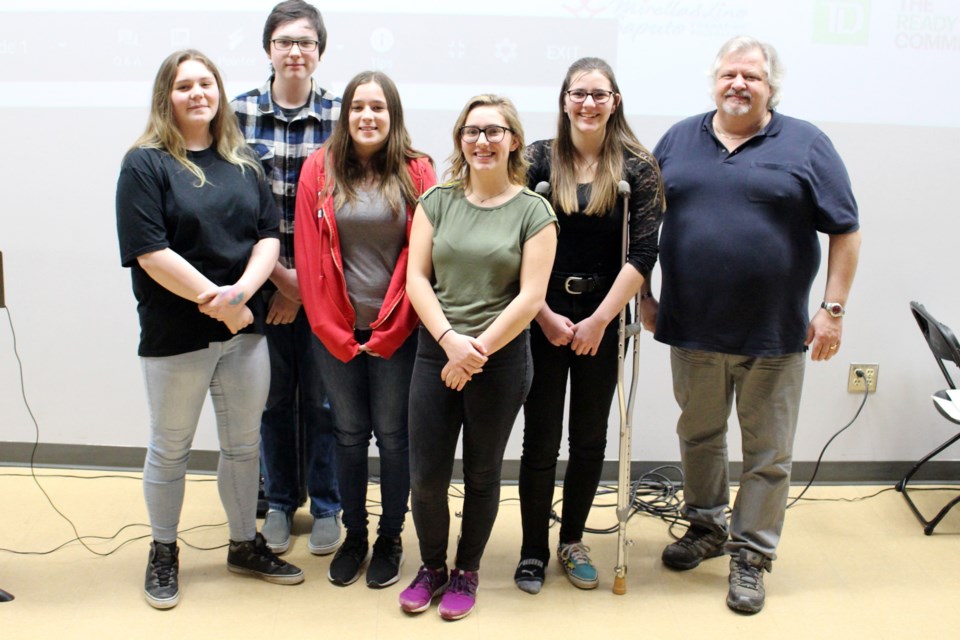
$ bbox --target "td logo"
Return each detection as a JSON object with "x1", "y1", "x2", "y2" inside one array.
[{"x1": 814, "y1": 0, "x2": 871, "y2": 45}]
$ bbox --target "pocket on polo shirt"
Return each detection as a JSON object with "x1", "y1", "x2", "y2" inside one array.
[{"x1": 746, "y1": 161, "x2": 800, "y2": 203}]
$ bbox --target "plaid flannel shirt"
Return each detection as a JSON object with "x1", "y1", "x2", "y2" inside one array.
[{"x1": 231, "y1": 78, "x2": 341, "y2": 269}]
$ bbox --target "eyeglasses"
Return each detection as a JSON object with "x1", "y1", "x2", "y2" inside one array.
[
  {"x1": 459, "y1": 125, "x2": 513, "y2": 143},
  {"x1": 565, "y1": 89, "x2": 615, "y2": 104},
  {"x1": 271, "y1": 38, "x2": 320, "y2": 52}
]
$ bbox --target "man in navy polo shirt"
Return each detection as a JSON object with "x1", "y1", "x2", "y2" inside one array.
[{"x1": 650, "y1": 35, "x2": 861, "y2": 614}]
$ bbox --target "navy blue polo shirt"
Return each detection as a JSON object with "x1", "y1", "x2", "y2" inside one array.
[{"x1": 653, "y1": 111, "x2": 859, "y2": 357}]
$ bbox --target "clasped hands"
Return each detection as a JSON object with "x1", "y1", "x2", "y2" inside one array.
[
  {"x1": 440, "y1": 332, "x2": 487, "y2": 391},
  {"x1": 197, "y1": 285, "x2": 252, "y2": 334},
  {"x1": 537, "y1": 308, "x2": 607, "y2": 356}
]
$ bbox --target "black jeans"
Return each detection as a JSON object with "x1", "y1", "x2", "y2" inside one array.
[
  {"x1": 408, "y1": 328, "x2": 532, "y2": 572},
  {"x1": 519, "y1": 288, "x2": 619, "y2": 555}
]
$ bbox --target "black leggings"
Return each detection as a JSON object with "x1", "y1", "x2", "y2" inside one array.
[
  {"x1": 408, "y1": 329, "x2": 532, "y2": 572},
  {"x1": 519, "y1": 289, "x2": 619, "y2": 555}
]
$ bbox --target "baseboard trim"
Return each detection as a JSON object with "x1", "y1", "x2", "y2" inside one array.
[{"x1": 2, "y1": 441, "x2": 958, "y2": 484}]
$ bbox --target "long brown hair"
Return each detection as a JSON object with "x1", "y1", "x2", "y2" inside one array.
[
  {"x1": 130, "y1": 49, "x2": 261, "y2": 185},
  {"x1": 551, "y1": 57, "x2": 663, "y2": 215},
  {"x1": 446, "y1": 94, "x2": 529, "y2": 189},
  {"x1": 322, "y1": 71, "x2": 429, "y2": 216}
]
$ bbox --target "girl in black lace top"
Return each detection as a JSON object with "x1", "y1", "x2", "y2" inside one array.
[{"x1": 514, "y1": 57, "x2": 665, "y2": 594}]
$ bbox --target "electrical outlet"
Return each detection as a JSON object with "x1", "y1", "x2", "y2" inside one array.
[{"x1": 847, "y1": 363, "x2": 879, "y2": 393}]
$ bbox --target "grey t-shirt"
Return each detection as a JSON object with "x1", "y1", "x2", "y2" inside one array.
[{"x1": 338, "y1": 188, "x2": 405, "y2": 327}]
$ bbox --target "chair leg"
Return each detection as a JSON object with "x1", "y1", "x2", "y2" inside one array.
[
  {"x1": 923, "y1": 495, "x2": 960, "y2": 535},
  {"x1": 896, "y1": 431, "x2": 960, "y2": 534}
]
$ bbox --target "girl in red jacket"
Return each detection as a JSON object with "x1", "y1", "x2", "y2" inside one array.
[{"x1": 294, "y1": 70, "x2": 436, "y2": 589}]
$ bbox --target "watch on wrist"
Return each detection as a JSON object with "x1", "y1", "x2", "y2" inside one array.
[{"x1": 821, "y1": 301, "x2": 845, "y2": 318}]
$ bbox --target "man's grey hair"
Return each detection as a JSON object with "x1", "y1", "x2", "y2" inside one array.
[{"x1": 710, "y1": 35, "x2": 784, "y2": 110}]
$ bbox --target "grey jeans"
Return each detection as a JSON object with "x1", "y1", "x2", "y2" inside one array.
[
  {"x1": 670, "y1": 346, "x2": 805, "y2": 561},
  {"x1": 141, "y1": 334, "x2": 269, "y2": 543}
]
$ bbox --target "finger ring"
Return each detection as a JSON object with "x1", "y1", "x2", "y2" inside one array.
[{"x1": 829, "y1": 344, "x2": 838, "y2": 350}]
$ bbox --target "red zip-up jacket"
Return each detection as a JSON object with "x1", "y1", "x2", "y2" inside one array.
[{"x1": 295, "y1": 148, "x2": 436, "y2": 362}]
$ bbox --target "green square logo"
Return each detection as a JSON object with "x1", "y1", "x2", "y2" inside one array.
[{"x1": 813, "y1": 0, "x2": 871, "y2": 44}]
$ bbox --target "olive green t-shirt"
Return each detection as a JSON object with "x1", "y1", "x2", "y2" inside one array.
[{"x1": 420, "y1": 183, "x2": 558, "y2": 336}]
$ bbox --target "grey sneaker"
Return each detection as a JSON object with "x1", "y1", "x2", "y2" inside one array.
[
  {"x1": 662, "y1": 525, "x2": 727, "y2": 571},
  {"x1": 727, "y1": 549, "x2": 771, "y2": 614},
  {"x1": 261, "y1": 509, "x2": 292, "y2": 554},
  {"x1": 144, "y1": 541, "x2": 179, "y2": 609},
  {"x1": 308, "y1": 514, "x2": 341, "y2": 555}
]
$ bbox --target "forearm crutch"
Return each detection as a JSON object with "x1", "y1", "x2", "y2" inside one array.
[{"x1": 612, "y1": 179, "x2": 642, "y2": 595}]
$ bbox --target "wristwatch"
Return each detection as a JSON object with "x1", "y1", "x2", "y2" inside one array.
[{"x1": 821, "y1": 301, "x2": 845, "y2": 318}]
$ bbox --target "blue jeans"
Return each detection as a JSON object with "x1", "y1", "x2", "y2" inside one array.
[
  {"x1": 141, "y1": 334, "x2": 267, "y2": 543},
  {"x1": 670, "y1": 347, "x2": 805, "y2": 561},
  {"x1": 316, "y1": 329, "x2": 417, "y2": 539},
  {"x1": 409, "y1": 328, "x2": 532, "y2": 572},
  {"x1": 260, "y1": 305, "x2": 340, "y2": 518}
]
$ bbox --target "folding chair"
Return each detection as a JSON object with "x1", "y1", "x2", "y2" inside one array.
[{"x1": 895, "y1": 301, "x2": 960, "y2": 534}]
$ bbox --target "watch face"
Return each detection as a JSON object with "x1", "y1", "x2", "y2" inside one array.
[{"x1": 823, "y1": 302, "x2": 844, "y2": 317}]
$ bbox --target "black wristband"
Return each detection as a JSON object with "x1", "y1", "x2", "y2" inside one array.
[{"x1": 437, "y1": 328, "x2": 454, "y2": 344}]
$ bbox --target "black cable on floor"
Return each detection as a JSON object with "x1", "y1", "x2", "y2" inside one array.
[{"x1": 787, "y1": 379, "x2": 871, "y2": 509}]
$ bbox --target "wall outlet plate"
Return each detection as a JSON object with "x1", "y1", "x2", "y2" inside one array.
[{"x1": 848, "y1": 363, "x2": 879, "y2": 393}]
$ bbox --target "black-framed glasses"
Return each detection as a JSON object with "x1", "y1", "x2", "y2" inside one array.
[
  {"x1": 565, "y1": 89, "x2": 615, "y2": 104},
  {"x1": 271, "y1": 38, "x2": 319, "y2": 52},
  {"x1": 459, "y1": 125, "x2": 513, "y2": 143}
]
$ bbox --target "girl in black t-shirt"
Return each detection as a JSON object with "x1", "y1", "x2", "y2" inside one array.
[{"x1": 116, "y1": 49, "x2": 299, "y2": 610}]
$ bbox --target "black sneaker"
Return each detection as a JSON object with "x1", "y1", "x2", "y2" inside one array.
[
  {"x1": 366, "y1": 535, "x2": 404, "y2": 588},
  {"x1": 227, "y1": 532, "x2": 304, "y2": 585},
  {"x1": 727, "y1": 549, "x2": 770, "y2": 614},
  {"x1": 144, "y1": 540, "x2": 179, "y2": 609},
  {"x1": 661, "y1": 525, "x2": 727, "y2": 571},
  {"x1": 328, "y1": 535, "x2": 369, "y2": 586}
]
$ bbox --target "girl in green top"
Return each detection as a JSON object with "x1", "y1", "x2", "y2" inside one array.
[{"x1": 399, "y1": 94, "x2": 557, "y2": 621}]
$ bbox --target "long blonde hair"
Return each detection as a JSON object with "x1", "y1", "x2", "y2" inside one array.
[
  {"x1": 130, "y1": 49, "x2": 261, "y2": 185},
  {"x1": 551, "y1": 58, "x2": 664, "y2": 215},
  {"x1": 322, "y1": 71, "x2": 429, "y2": 217},
  {"x1": 446, "y1": 94, "x2": 529, "y2": 189}
]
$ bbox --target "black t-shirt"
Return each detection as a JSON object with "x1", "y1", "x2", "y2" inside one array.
[{"x1": 116, "y1": 146, "x2": 280, "y2": 357}]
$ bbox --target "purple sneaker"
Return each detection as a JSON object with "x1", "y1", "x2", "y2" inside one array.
[
  {"x1": 398, "y1": 565, "x2": 448, "y2": 613},
  {"x1": 437, "y1": 569, "x2": 479, "y2": 621}
]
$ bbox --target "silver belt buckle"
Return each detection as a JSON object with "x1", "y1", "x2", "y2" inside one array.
[{"x1": 564, "y1": 276, "x2": 583, "y2": 295}]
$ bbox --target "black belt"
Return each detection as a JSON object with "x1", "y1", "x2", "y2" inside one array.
[{"x1": 548, "y1": 273, "x2": 612, "y2": 295}]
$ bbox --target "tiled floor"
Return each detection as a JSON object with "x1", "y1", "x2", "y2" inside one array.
[{"x1": 1, "y1": 468, "x2": 957, "y2": 639}]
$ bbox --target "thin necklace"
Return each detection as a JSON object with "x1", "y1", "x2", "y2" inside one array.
[
  {"x1": 577, "y1": 157, "x2": 599, "y2": 172},
  {"x1": 469, "y1": 184, "x2": 511, "y2": 204}
]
